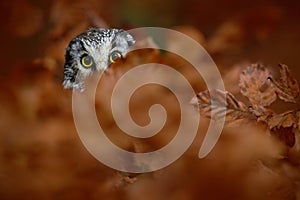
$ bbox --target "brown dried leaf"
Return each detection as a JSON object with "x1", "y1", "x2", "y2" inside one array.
[
  {"x1": 193, "y1": 89, "x2": 251, "y2": 122},
  {"x1": 296, "y1": 111, "x2": 300, "y2": 129},
  {"x1": 239, "y1": 63, "x2": 276, "y2": 106},
  {"x1": 270, "y1": 64, "x2": 299, "y2": 103},
  {"x1": 248, "y1": 105, "x2": 274, "y2": 123},
  {"x1": 268, "y1": 110, "x2": 297, "y2": 129},
  {"x1": 271, "y1": 127, "x2": 295, "y2": 147}
]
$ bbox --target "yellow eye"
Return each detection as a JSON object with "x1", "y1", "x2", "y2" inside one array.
[
  {"x1": 81, "y1": 55, "x2": 93, "y2": 68},
  {"x1": 109, "y1": 51, "x2": 122, "y2": 64}
]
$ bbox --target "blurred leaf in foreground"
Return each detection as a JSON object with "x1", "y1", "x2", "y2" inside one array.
[{"x1": 271, "y1": 127, "x2": 295, "y2": 147}]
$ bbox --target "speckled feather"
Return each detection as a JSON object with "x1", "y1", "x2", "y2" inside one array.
[{"x1": 63, "y1": 28, "x2": 135, "y2": 91}]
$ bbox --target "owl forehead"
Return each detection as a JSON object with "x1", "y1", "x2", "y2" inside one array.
[{"x1": 78, "y1": 29, "x2": 118, "y2": 48}]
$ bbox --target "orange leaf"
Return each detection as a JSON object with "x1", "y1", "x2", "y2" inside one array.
[
  {"x1": 193, "y1": 89, "x2": 251, "y2": 122},
  {"x1": 248, "y1": 105, "x2": 274, "y2": 123},
  {"x1": 268, "y1": 110, "x2": 297, "y2": 129},
  {"x1": 269, "y1": 64, "x2": 299, "y2": 103},
  {"x1": 239, "y1": 63, "x2": 276, "y2": 106},
  {"x1": 296, "y1": 111, "x2": 300, "y2": 129}
]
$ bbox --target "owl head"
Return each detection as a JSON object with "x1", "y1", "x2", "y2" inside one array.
[{"x1": 63, "y1": 28, "x2": 135, "y2": 91}]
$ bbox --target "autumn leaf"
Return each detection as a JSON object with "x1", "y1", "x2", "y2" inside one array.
[
  {"x1": 195, "y1": 63, "x2": 299, "y2": 148},
  {"x1": 267, "y1": 110, "x2": 299, "y2": 147},
  {"x1": 269, "y1": 64, "x2": 300, "y2": 103},
  {"x1": 248, "y1": 105, "x2": 274, "y2": 123},
  {"x1": 193, "y1": 89, "x2": 251, "y2": 122},
  {"x1": 239, "y1": 63, "x2": 277, "y2": 106},
  {"x1": 296, "y1": 111, "x2": 300, "y2": 129},
  {"x1": 268, "y1": 110, "x2": 297, "y2": 129}
]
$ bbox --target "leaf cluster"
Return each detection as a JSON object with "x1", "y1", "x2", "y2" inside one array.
[{"x1": 194, "y1": 63, "x2": 300, "y2": 147}]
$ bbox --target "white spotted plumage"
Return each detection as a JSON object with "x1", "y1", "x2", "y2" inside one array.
[{"x1": 63, "y1": 28, "x2": 135, "y2": 91}]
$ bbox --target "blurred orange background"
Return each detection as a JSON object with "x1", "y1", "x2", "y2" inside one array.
[{"x1": 0, "y1": 0, "x2": 299, "y2": 199}]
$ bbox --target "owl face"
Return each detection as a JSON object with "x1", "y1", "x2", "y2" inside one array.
[{"x1": 63, "y1": 28, "x2": 135, "y2": 91}]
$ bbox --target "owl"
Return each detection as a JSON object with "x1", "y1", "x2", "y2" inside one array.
[{"x1": 63, "y1": 28, "x2": 135, "y2": 91}]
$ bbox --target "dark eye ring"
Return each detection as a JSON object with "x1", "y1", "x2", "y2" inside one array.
[
  {"x1": 81, "y1": 55, "x2": 93, "y2": 68},
  {"x1": 109, "y1": 51, "x2": 122, "y2": 64}
]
